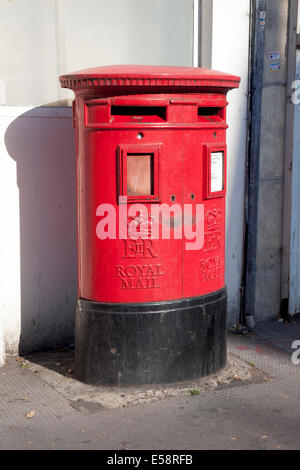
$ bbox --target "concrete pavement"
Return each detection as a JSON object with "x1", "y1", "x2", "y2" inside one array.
[{"x1": 1, "y1": 320, "x2": 300, "y2": 450}]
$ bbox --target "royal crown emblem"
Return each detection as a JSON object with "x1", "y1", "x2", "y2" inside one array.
[{"x1": 206, "y1": 208, "x2": 222, "y2": 231}]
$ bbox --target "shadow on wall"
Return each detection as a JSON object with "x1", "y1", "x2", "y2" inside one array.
[{"x1": 5, "y1": 106, "x2": 77, "y2": 354}]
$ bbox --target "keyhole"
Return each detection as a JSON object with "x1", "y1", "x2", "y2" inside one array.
[{"x1": 171, "y1": 195, "x2": 176, "y2": 202}]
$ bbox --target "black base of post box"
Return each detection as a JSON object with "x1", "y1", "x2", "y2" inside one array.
[{"x1": 75, "y1": 287, "x2": 227, "y2": 386}]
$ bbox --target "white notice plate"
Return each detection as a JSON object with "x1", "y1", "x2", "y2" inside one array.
[{"x1": 210, "y1": 152, "x2": 223, "y2": 193}]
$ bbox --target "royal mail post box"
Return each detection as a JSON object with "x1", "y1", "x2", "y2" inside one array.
[{"x1": 60, "y1": 65, "x2": 240, "y2": 386}]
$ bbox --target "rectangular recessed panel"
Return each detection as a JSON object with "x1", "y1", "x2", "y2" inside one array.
[
  {"x1": 127, "y1": 153, "x2": 154, "y2": 196},
  {"x1": 198, "y1": 107, "x2": 221, "y2": 116},
  {"x1": 210, "y1": 151, "x2": 224, "y2": 192},
  {"x1": 198, "y1": 107, "x2": 224, "y2": 123},
  {"x1": 111, "y1": 106, "x2": 167, "y2": 122},
  {"x1": 111, "y1": 106, "x2": 166, "y2": 117}
]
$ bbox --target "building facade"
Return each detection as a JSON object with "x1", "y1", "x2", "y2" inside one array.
[{"x1": 0, "y1": 0, "x2": 298, "y2": 358}]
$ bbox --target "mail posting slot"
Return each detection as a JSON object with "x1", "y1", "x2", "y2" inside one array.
[{"x1": 60, "y1": 65, "x2": 240, "y2": 385}]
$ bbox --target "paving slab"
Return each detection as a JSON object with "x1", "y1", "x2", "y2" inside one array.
[
  {"x1": 0, "y1": 322, "x2": 299, "y2": 450},
  {"x1": 19, "y1": 349, "x2": 266, "y2": 410}
]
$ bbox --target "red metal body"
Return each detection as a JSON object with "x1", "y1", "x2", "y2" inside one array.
[{"x1": 60, "y1": 65, "x2": 240, "y2": 304}]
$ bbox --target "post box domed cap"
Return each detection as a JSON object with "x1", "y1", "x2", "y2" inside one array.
[{"x1": 59, "y1": 64, "x2": 240, "y2": 91}]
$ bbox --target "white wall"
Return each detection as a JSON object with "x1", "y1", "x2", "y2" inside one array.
[
  {"x1": 0, "y1": 0, "x2": 194, "y2": 354},
  {"x1": 0, "y1": 314, "x2": 5, "y2": 366},
  {"x1": 0, "y1": 0, "x2": 250, "y2": 354},
  {"x1": 0, "y1": 106, "x2": 77, "y2": 354},
  {"x1": 0, "y1": 0, "x2": 193, "y2": 106},
  {"x1": 0, "y1": 107, "x2": 21, "y2": 354},
  {"x1": 211, "y1": 0, "x2": 250, "y2": 325}
]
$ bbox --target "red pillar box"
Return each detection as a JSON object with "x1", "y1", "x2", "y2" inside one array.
[{"x1": 60, "y1": 65, "x2": 240, "y2": 385}]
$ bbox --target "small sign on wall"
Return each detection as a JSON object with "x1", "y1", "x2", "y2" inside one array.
[
  {"x1": 269, "y1": 52, "x2": 280, "y2": 60},
  {"x1": 270, "y1": 62, "x2": 280, "y2": 71},
  {"x1": 259, "y1": 11, "x2": 266, "y2": 26},
  {"x1": 269, "y1": 52, "x2": 280, "y2": 71}
]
